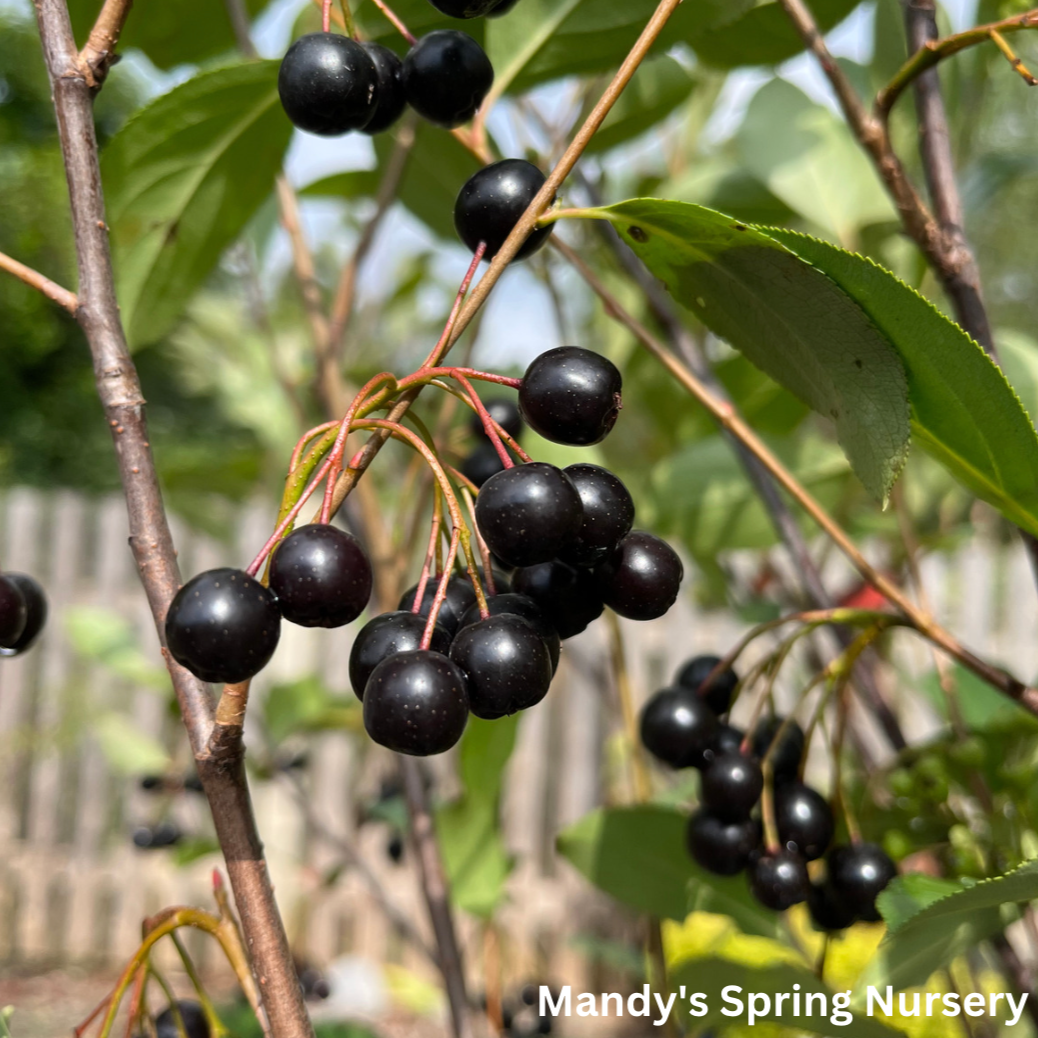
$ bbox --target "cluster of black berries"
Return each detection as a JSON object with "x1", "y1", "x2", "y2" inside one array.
[
  {"x1": 461, "y1": 397, "x2": 523, "y2": 488},
  {"x1": 640, "y1": 655, "x2": 896, "y2": 929},
  {"x1": 0, "y1": 571, "x2": 47, "y2": 658},
  {"x1": 353, "y1": 346, "x2": 684, "y2": 757},
  {"x1": 165, "y1": 524, "x2": 373, "y2": 685}
]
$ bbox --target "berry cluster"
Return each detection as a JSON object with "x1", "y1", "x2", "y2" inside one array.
[
  {"x1": 640, "y1": 655, "x2": 896, "y2": 929},
  {"x1": 0, "y1": 570, "x2": 48, "y2": 658}
]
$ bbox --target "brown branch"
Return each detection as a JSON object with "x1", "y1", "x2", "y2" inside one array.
[
  {"x1": 32, "y1": 2, "x2": 313, "y2": 1035},
  {"x1": 77, "y1": 0, "x2": 133, "y2": 86},
  {"x1": 0, "y1": 249, "x2": 78, "y2": 313}
]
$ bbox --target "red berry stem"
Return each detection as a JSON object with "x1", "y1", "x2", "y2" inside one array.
[
  {"x1": 420, "y1": 526, "x2": 460, "y2": 650},
  {"x1": 453, "y1": 370, "x2": 513, "y2": 468},
  {"x1": 321, "y1": 0, "x2": 332, "y2": 32},
  {"x1": 367, "y1": 0, "x2": 416, "y2": 47},
  {"x1": 459, "y1": 484, "x2": 496, "y2": 605},
  {"x1": 420, "y1": 244, "x2": 486, "y2": 370},
  {"x1": 420, "y1": 377, "x2": 533, "y2": 463},
  {"x1": 290, "y1": 420, "x2": 340, "y2": 472},
  {"x1": 412, "y1": 490, "x2": 445, "y2": 615}
]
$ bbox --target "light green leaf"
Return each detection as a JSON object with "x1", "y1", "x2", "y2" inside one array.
[
  {"x1": 997, "y1": 329, "x2": 1038, "y2": 426},
  {"x1": 65, "y1": 607, "x2": 169, "y2": 690},
  {"x1": 918, "y1": 663, "x2": 1037, "y2": 733},
  {"x1": 300, "y1": 170, "x2": 381, "y2": 201},
  {"x1": 585, "y1": 199, "x2": 911, "y2": 502},
  {"x1": 767, "y1": 230, "x2": 1038, "y2": 536},
  {"x1": 557, "y1": 805, "x2": 784, "y2": 939},
  {"x1": 874, "y1": 875, "x2": 966, "y2": 934},
  {"x1": 104, "y1": 61, "x2": 292, "y2": 347},
  {"x1": 0, "y1": 1006, "x2": 13, "y2": 1038},
  {"x1": 862, "y1": 859, "x2": 1038, "y2": 993},
  {"x1": 92, "y1": 712, "x2": 170, "y2": 775},
  {"x1": 263, "y1": 676, "x2": 360, "y2": 745}
]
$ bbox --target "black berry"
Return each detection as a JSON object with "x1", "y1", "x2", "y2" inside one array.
[
  {"x1": 349, "y1": 611, "x2": 453, "y2": 699},
  {"x1": 518, "y1": 347, "x2": 622, "y2": 446},
  {"x1": 487, "y1": 0, "x2": 520, "y2": 13},
  {"x1": 455, "y1": 159, "x2": 554, "y2": 260},
  {"x1": 0, "y1": 575, "x2": 29, "y2": 650},
  {"x1": 459, "y1": 592, "x2": 560, "y2": 672},
  {"x1": 511, "y1": 560, "x2": 604, "y2": 639},
  {"x1": 707, "y1": 723, "x2": 745, "y2": 761},
  {"x1": 165, "y1": 568, "x2": 281, "y2": 684},
  {"x1": 827, "y1": 842, "x2": 897, "y2": 922},
  {"x1": 399, "y1": 574, "x2": 478, "y2": 636},
  {"x1": 364, "y1": 650, "x2": 469, "y2": 756},
  {"x1": 677, "y1": 654, "x2": 738, "y2": 716},
  {"x1": 0, "y1": 573, "x2": 47, "y2": 656},
  {"x1": 404, "y1": 31, "x2": 493, "y2": 128},
  {"x1": 557, "y1": 464, "x2": 635, "y2": 567},
  {"x1": 775, "y1": 783, "x2": 834, "y2": 861},
  {"x1": 751, "y1": 716, "x2": 805, "y2": 784},
  {"x1": 471, "y1": 398, "x2": 523, "y2": 441},
  {"x1": 475, "y1": 463, "x2": 583, "y2": 568},
  {"x1": 269, "y1": 524, "x2": 372, "y2": 628},
  {"x1": 450, "y1": 614, "x2": 553, "y2": 718},
  {"x1": 155, "y1": 1001, "x2": 210, "y2": 1038},
  {"x1": 749, "y1": 850, "x2": 810, "y2": 911},
  {"x1": 387, "y1": 833, "x2": 405, "y2": 863},
  {"x1": 278, "y1": 33, "x2": 378, "y2": 136},
  {"x1": 461, "y1": 441, "x2": 506, "y2": 488},
  {"x1": 701, "y1": 752, "x2": 763, "y2": 823},
  {"x1": 427, "y1": 0, "x2": 502, "y2": 16},
  {"x1": 639, "y1": 687, "x2": 718, "y2": 769},
  {"x1": 595, "y1": 531, "x2": 683, "y2": 621},
  {"x1": 808, "y1": 881, "x2": 856, "y2": 932},
  {"x1": 687, "y1": 811, "x2": 761, "y2": 876},
  {"x1": 360, "y1": 42, "x2": 407, "y2": 134}
]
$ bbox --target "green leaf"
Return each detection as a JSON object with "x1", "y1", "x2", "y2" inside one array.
[
  {"x1": 68, "y1": 0, "x2": 268, "y2": 70},
  {"x1": 586, "y1": 199, "x2": 911, "y2": 502},
  {"x1": 766, "y1": 230, "x2": 1038, "y2": 536},
  {"x1": 92, "y1": 712, "x2": 170, "y2": 775},
  {"x1": 997, "y1": 329, "x2": 1038, "y2": 427},
  {"x1": 263, "y1": 676, "x2": 360, "y2": 745},
  {"x1": 65, "y1": 607, "x2": 169, "y2": 690},
  {"x1": 300, "y1": 170, "x2": 381, "y2": 201},
  {"x1": 436, "y1": 715, "x2": 518, "y2": 918},
  {"x1": 171, "y1": 836, "x2": 221, "y2": 867},
  {"x1": 103, "y1": 61, "x2": 292, "y2": 348},
  {"x1": 862, "y1": 859, "x2": 1038, "y2": 992},
  {"x1": 874, "y1": 875, "x2": 966, "y2": 934},
  {"x1": 919, "y1": 663, "x2": 1037, "y2": 733},
  {"x1": 690, "y1": 0, "x2": 864, "y2": 69},
  {"x1": 557, "y1": 805, "x2": 783, "y2": 939}
]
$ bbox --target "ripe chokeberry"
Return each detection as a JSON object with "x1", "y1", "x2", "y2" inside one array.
[
  {"x1": 399, "y1": 574, "x2": 478, "y2": 636},
  {"x1": 511, "y1": 560, "x2": 604, "y2": 639},
  {"x1": 475, "y1": 462, "x2": 583, "y2": 568},
  {"x1": 349, "y1": 611, "x2": 453, "y2": 699},
  {"x1": 427, "y1": 0, "x2": 502, "y2": 16},
  {"x1": 518, "y1": 347, "x2": 622, "y2": 446},
  {"x1": 707, "y1": 723, "x2": 745, "y2": 761},
  {"x1": 676, "y1": 654, "x2": 738, "y2": 716},
  {"x1": 360, "y1": 42, "x2": 407, "y2": 134},
  {"x1": 472, "y1": 398, "x2": 523, "y2": 442},
  {"x1": 364, "y1": 650, "x2": 469, "y2": 755},
  {"x1": 455, "y1": 159, "x2": 553, "y2": 260},
  {"x1": 808, "y1": 881, "x2": 856, "y2": 932},
  {"x1": 461, "y1": 441, "x2": 506, "y2": 488},
  {"x1": 0, "y1": 573, "x2": 47, "y2": 655},
  {"x1": 278, "y1": 33, "x2": 378, "y2": 136},
  {"x1": 595, "y1": 531, "x2": 683, "y2": 621},
  {"x1": 775, "y1": 783, "x2": 834, "y2": 861},
  {"x1": 269, "y1": 524, "x2": 372, "y2": 628},
  {"x1": 639, "y1": 687, "x2": 718, "y2": 769},
  {"x1": 155, "y1": 1001, "x2": 210, "y2": 1038},
  {"x1": 701, "y1": 752, "x2": 763, "y2": 823},
  {"x1": 165, "y1": 568, "x2": 281, "y2": 684},
  {"x1": 0, "y1": 574, "x2": 28, "y2": 650},
  {"x1": 450, "y1": 614, "x2": 553, "y2": 718},
  {"x1": 749, "y1": 850, "x2": 810, "y2": 911},
  {"x1": 687, "y1": 811, "x2": 761, "y2": 876},
  {"x1": 459, "y1": 592, "x2": 560, "y2": 672},
  {"x1": 557, "y1": 464, "x2": 635, "y2": 567},
  {"x1": 404, "y1": 31, "x2": 493, "y2": 128},
  {"x1": 827, "y1": 842, "x2": 897, "y2": 922},
  {"x1": 752, "y1": 716, "x2": 805, "y2": 784}
]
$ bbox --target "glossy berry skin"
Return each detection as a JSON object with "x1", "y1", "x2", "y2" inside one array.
[
  {"x1": 687, "y1": 811, "x2": 761, "y2": 876},
  {"x1": 363, "y1": 650, "x2": 469, "y2": 756},
  {"x1": 701, "y1": 752, "x2": 763, "y2": 823},
  {"x1": 558, "y1": 464, "x2": 635, "y2": 567},
  {"x1": 640, "y1": 687, "x2": 718, "y2": 769},
  {"x1": 0, "y1": 573, "x2": 47, "y2": 655},
  {"x1": 512, "y1": 560, "x2": 604, "y2": 639},
  {"x1": 0, "y1": 575, "x2": 28, "y2": 649},
  {"x1": 361, "y1": 42, "x2": 407, "y2": 134},
  {"x1": 461, "y1": 441, "x2": 506, "y2": 488},
  {"x1": 775, "y1": 782, "x2": 834, "y2": 861},
  {"x1": 404, "y1": 31, "x2": 493, "y2": 128},
  {"x1": 752, "y1": 716, "x2": 805, "y2": 784},
  {"x1": 808, "y1": 881, "x2": 856, "y2": 932},
  {"x1": 460, "y1": 592, "x2": 560, "y2": 672},
  {"x1": 428, "y1": 0, "x2": 502, "y2": 16},
  {"x1": 278, "y1": 33, "x2": 378, "y2": 136},
  {"x1": 166, "y1": 568, "x2": 281, "y2": 684},
  {"x1": 399, "y1": 574, "x2": 478, "y2": 636},
  {"x1": 155, "y1": 1001, "x2": 210, "y2": 1038},
  {"x1": 455, "y1": 159, "x2": 553, "y2": 260},
  {"x1": 450, "y1": 615, "x2": 552, "y2": 718},
  {"x1": 595, "y1": 531, "x2": 683, "y2": 621},
  {"x1": 472, "y1": 398, "x2": 523, "y2": 441},
  {"x1": 269, "y1": 525, "x2": 372, "y2": 628},
  {"x1": 827, "y1": 842, "x2": 897, "y2": 922},
  {"x1": 475, "y1": 463, "x2": 583, "y2": 568},
  {"x1": 677, "y1": 654, "x2": 738, "y2": 716},
  {"x1": 519, "y1": 347, "x2": 622, "y2": 446},
  {"x1": 707, "y1": 723, "x2": 745, "y2": 761},
  {"x1": 349, "y1": 611, "x2": 452, "y2": 699},
  {"x1": 488, "y1": 0, "x2": 520, "y2": 13},
  {"x1": 749, "y1": 850, "x2": 810, "y2": 911}
]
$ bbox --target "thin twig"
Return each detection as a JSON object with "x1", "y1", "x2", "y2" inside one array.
[
  {"x1": 77, "y1": 0, "x2": 133, "y2": 85},
  {"x1": 0, "y1": 249, "x2": 78, "y2": 313}
]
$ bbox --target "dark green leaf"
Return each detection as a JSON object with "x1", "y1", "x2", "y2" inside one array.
[
  {"x1": 104, "y1": 61, "x2": 292, "y2": 348},
  {"x1": 919, "y1": 663, "x2": 1038, "y2": 733},
  {"x1": 300, "y1": 170, "x2": 381, "y2": 200},
  {"x1": 875, "y1": 875, "x2": 966, "y2": 934}
]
